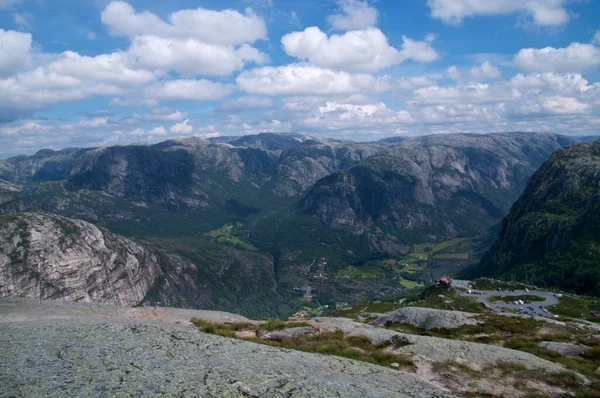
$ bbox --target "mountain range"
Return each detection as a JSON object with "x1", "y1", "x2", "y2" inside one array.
[{"x1": 0, "y1": 132, "x2": 583, "y2": 317}]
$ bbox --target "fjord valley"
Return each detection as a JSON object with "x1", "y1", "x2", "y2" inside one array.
[
  {"x1": 4, "y1": 0, "x2": 600, "y2": 395},
  {"x1": 0, "y1": 132, "x2": 581, "y2": 318}
]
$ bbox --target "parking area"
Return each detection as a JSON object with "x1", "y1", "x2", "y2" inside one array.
[{"x1": 454, "y1": 280, "x2": 561, "y2": 318}]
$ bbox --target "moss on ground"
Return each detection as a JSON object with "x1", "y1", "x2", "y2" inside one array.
[{"x1": 191, "y1": 318, "x2": 415, "y2": 371}]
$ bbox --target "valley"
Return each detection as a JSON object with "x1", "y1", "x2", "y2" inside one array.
[{"x1": 0, "y1": 132, "x2": 587, "y2": 318}]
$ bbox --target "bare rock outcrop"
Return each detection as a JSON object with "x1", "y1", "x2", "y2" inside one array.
[
  {"x1": 0, "y1": 212, "x2": 161, "y2": 306},
  {"x1": 0, "y1": 298, "x2": 455, "y2": 398},
  {"x1": 372, "y1": 307, "x2": 479, "y2": 330}
]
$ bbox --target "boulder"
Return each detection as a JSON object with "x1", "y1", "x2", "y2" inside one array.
[
  {"x1": 372, "y1": 307, "x2": 478, "y2": 330},
  {"x1": 537, "y1": 341, "x2": 591, "y2": 357}
]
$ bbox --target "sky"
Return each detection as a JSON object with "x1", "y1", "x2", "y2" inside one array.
[{"x1": 0, "y1": 0, "x2": 599, "y2": 158}]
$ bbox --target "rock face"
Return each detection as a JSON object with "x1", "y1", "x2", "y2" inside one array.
[
  {"x1": 0, "y1": 299, "x2": 454, "y2": 398},
  {"x1": 0, "y1": 212, "x2": 161, "y2": 306},
  {"x1": 372, "y1": 307, "x2": 479, "y2": 330},
  {"x1": 471, "y1": 141, "x2": 600, "y2": 296},
  {"x1": 302, "y1": 133, "x2": 575, "y2": 242},
  {"x1": 538, "y1": 341, "x2": 591, "y2": 357},
  {"x1": 0, "y1": 180, "x2": 21, "y2": 206},
  {"x1": 0, "y1": 148, "x2": 92, "y2": 184}
]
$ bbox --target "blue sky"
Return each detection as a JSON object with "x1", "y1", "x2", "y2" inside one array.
[{"x1": 0, "y1": 0, "x2": 599, "y2": 157}]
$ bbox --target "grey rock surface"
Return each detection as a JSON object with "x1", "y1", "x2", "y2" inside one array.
[
  {"x1": 313, "y1": 317, "x2": 566, "y2": 372},
  {"x1": 538, "y1": 341, "x2": 591, "y2": 357},
  {"x1": 263, "y1": 326, "x2": 317, "y2": 340},
  {"x1": 0, "y1": 212, "x2": 161, "y2": 306},
  {"x1": 0, "y1": 299, "x2": 454, "y2": 398},
  {"x1": 372, "y1": 307, "x2": 479, "y2": 330}
]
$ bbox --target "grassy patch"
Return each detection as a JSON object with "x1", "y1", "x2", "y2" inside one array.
[
  {"x1": 335, "y1": 265, "x2": 382, "y2": 279},
  {"x1": 552, "y1": 295, "x2": 600, "y2": 322},
  {"x1": 259, "y1": 330, "x2": 415, "y2": 370},
  {"x1": 191, "y1": 318, "x2": 254, "y2": 338},
  {"x1": 400, "y1": 278, "x2": 424, "y2": 289},
  {"x1": 433, "y1": 253, "x2": 469, "y2": 260},
  {"x1": 191, "y1": 318, "x2": 415, "y2": 371},
  {"x1": 261, "y1": 319, "x2": 311, "y2": 331},
  {"x1": 205, "y1": 223, "x2": 258, "y2": 251},
  {"x1": 432, "y1": 238, "x2": 467, "y2": 253},
  {"x1": 471, "y1": 278, "x2": 532, "y2": 291},
  {"x1": 403, "y1": 286, "x2": 488, "y2": 313}
]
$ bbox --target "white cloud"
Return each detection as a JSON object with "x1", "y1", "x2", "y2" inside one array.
[
  {"x1": 282, "y1": 27, "x2": 438, "y2": 72},
  {"x1": 300, "y1": 101, "x2": 412, "y2": 132},
  {"x1": 145, "y1": 79, "x2": 235, "y2": 101},
  {"x1": 593, "y1": 30, "x2": 600, "y2": 45},
  {"x1": 542, "y1": 96, "x2": 588, "y2": 114},
  {"x1": 448, "y1": 62, "x2": 502, "y2": 80},
  {"x1": 44, "y1": 51, "x2": 156, "y2": 86},
  {"x1": 127, "y1": 35, "x2": 268, "y2": 77},
  {"x1": 399, "y1": 36, "x2": 440, "y2": 63},
  {"x1": 470, "y1": 61, "x2": 502, "y2": 79},
  {"x1": 170, "y1": 119, "x2": 194, "y2": 134},
  {"x1": 446, "y1": 66, "x2": 461, "y2": 80},
  {"x1": 237, "y1": 64, "x2": 387, "y2": 96},
  {"x1": 0, "y1": 51, "x2": 150, "y2": 112},
  {"x1": 13, "y1": 13, "x2": 32, "y2": 30},
  {"x1": 149, "y1": 126, "x2": 167, "y2": 136},
  {"x1": 144, "y1": 108, "x2": 187, "y2": 122},
  {"x1": 410, "y1": 72, "x2": 599, "y2": 125},
  {"x1": 428, "y1": 0, "x2": 570, "y2": 27},
  {"x1": 101, "y1": 1, "x2": 267, "y2": 45},
  {"x1": 327, "y1": 0, "x2": 378, "y2": 31},
  {"x1": 396, "y1": 76, "x2": 437, "y2": 90},
  {"x1": 0, "y1": 29, "x2": 31, "y2": 77},
  {"x1": 219, "y1": 96, "x2": 273, "y2": 110},
  {"x1": 515, "y1": 42, "x2": 600, "y2": 72}
]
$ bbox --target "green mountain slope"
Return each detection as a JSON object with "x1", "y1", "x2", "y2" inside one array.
[{"x1": 468, "y1": 141, "x2": 600, "y2": 295}]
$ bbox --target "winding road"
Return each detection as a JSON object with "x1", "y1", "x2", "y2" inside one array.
[{"x1": 454, "y1": 279, "x2": 560, "y2": 317}]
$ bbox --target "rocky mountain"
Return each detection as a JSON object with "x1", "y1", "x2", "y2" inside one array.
[
  {"x1": 0, "y1": 212, "x2": 282, "y2": 317},
  {"x1": 0, "y1": 147, "x2": 93, "y2": 184},
  {"x1": 0, "y1": 132, "x2": 581, "y2": 317},
  {"x1": 470, "y1": 141, "x2": 600, "y2": 295},
  {"x1": 301, "y1": 133, "x2": 576, "y2": 246},
  {"x1": 0, "y1": 212, "x2": 161, "y2": 306}
]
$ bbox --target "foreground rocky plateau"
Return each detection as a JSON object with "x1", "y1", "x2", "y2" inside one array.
[
  {"x1": 0, "y1": 298, "x2": 453, "y2": 398},
  {"x1": 2, "y1": 297, "x2": 595, "y2": 397}
]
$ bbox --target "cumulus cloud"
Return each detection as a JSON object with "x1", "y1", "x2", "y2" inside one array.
[
  {"x1": 447, "y1": 62, "x2": 502, "y2": 80},
  {"x1": 101, "y1": 1, "x2": 267, "y2": 45},
  {"x1": 0, "y1": 29, "x2": 31, "y2": 77},
  {"x1": 237, "y1": 64, "x2": 388, "y2": 96},
  {"x1": 99, "y1": 2, "x2": 268, "y2": 77},
  {"x1": 282, "y1": 27, "x2": 438, "y2": 72},
  {"x1": 0, "y1": 50, "x2": 157, "y2": 116},
  {"x1": 170, "y1": 119, "x2": 194, "y2": 134},
  {"x1": 127, "y1": 36, "x2": 268, "y2": 77},
  {"x1": 145, "y1": 79, "x2": 235, "y2": 102},
  {"x1": 299, "y1": 101, "x2": 412, "y2": 132},
  {"x1": 428, "y1": 0, "x2": 570, "y2": 27},
  {"x1": 144, "y1": 108, "x2": 187, "y2": 122},
  {"x1": 218, "y1": 96, "x2": 273, "y2": 111},
  {"x1": 515, "y1": 42, "x2": 600, "y2": 72},
  {"x1": 327, "y1": 0, "x2": 378, "y2": 31}
]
